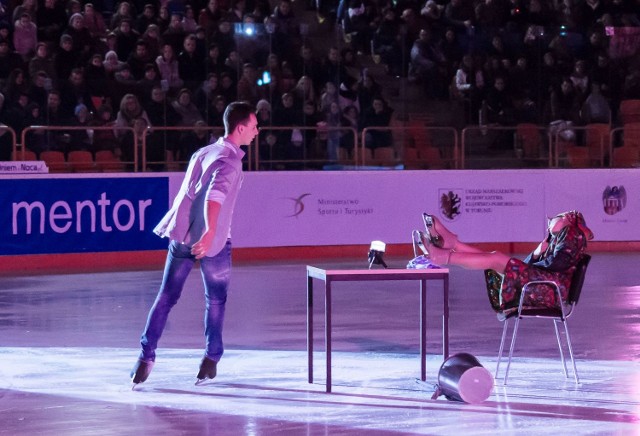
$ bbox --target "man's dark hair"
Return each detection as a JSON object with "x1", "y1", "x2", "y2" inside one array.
[{"x1": 224, "y1": 101, "x2": 253, "y2": 134}]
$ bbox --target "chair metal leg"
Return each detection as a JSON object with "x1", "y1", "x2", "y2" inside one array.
[
  {"x1": 562, "y1": 319, "x2": 580, "y2": 384},
  {"x1": 503, "y1": 316, "x2": 521, "y2": 385},
  {"x1": 553, "y1": 319, "x2": 569, "y2": 378},
  {"x1": 495, "y1": 318, "x2": 509, "y2": 379}
]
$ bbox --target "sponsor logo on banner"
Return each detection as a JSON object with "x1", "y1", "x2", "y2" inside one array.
[
  {"x1": 285, "y1": 193, "x2": 311, "y2": 217},
  {"x1": 602, "y1": 185, "x2": 626, "y2": 215},
  {"x1": 283, "y1": 193, "x2": 374, "y2": 218},
  {"x1": 438, "y1": 189, "x2": 463, "y2": 221},
  {"x1": 1, "y1": 177, "x2": 169, "y2": 255}
]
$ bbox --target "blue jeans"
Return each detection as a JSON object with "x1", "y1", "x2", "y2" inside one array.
[{"x1": 139, "y1": 240, "x2": 232, "y2": 362}]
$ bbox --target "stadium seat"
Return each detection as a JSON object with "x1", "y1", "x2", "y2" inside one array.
[
  {"x1": 40, "y1": 151, "x2": 68, "y2": 173},
  {"x1": 95, "y1": 150, "x2": 126, "y2": 172},
  {"x1": 68, "y1": 150, "x2": 96, "y2": 172}
]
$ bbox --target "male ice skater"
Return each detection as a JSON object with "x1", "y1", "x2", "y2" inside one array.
[{"x1": 131, "y1": 101, "x2": 258, "y2": 385}]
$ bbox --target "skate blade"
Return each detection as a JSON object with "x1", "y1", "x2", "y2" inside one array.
[{"x1": 194, "y1": 378, "x2": 214, "y2": 386}]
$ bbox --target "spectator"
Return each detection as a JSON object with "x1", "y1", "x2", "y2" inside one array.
[
  {"x1": 198, "y1": 0, "x2": 224, "y2": 37},
  {"x1": 453, "y1": 54, "x2": 485, "y2": 122},
  {"x1": 36, "y1": 0, "x2": 67, "y2": 44},
  {"x1": 194, "y1": 73, "x2": 221, "y2": 117},
  {"x1": 143, "y1": 84, "x2": 181, "y2": 160},
  {"x1": 59, "y1": 68, "x2": 95, "y2": 119},
  {"x1": 207, "y1": 94, "x2": 227, "y2": 127},
  {"x1": 569, "y1": 59, "x2": 590, "y2": 101},
  {"x1": 580, "y1": 82, "x2": 611, "y2": 124},
  {"x1": 67, "y1": 103, "x2": 93, "y2": 152},
  {"x1": 293, "y1": 75, "x2": 316, "y2": 109},
  {"x1": 112, "y1": 64, "x2": 139, "y2": 106},
  {"x1": 13, "y1": 13, "x2": 37, "y2": 61},
  {"x1": 128, "y1": 40, "x2": 153, "y2": 81},
  {"x1": 90, "y1": 103, "x2": 120, "y2": 154},
  {"x1": 64, "y1": 13, "x2": 94, "y2": 61},
  {"x1": 172, "y1": 87, "x2": 204, "y2": 126},
  {"x1": 361, "y1": 96, "x2": 393, "y2": 150},
  {"x1": 114, "y1": 93, "x2": 150, "y2": 162},
  {"x1": 162, "y1": 13, "x2": 186, "y2": 55},
  {"x1": 318, "y1": 46, "x2": 350, "y2": 89},
  {"x1": 340, "y1": 104, "x2": 359, "y2": 156},
  {"x1": 182, "y1": 5, "x2": 198, "y2": 33},
  {"x1": 272, "y1": 92, "x2": 302, "y2": 164},
  {"x1": 4, "y1": 92, "x2": 30, "y2": 139},
  {"x1": 155, "y1": 43, "x2": 182, "y2": 94},
  {"x1": 0, "y1": 38, "x2": 23, "y2": 82},
  {"x1": 27, "y1": 70, "x2": 50, "y2": 109},
  {"x1": 141, "y1": 24, "x2": 163, "y2": 59},
  {"x1": 12, "y1": 0, "x2": 37, "y2": 22},
  {"x1": 2, "y1": 68, "x2": 29, "y2": 105},
  {"x1": 28, "y1": 43, "x2": 56, "y2": 83},
  {"x1": 23, "y1": 102, "x2": 47, "y2": 155},
  {"x1": 111, "y1": 1, "x2": 134, "y2": 29},
  {"x1": 372, "y1": 7, "x2": 403, "y2": 76},
  {"x1": 292, "y1": 45, "x2": 322, "y2": 88},
  {"x1": 218, "y1": 71, "x2": 237, "y2": 103},
  {"x1": 324, "y1": 100, "x2": 342, "y2": 161},
  {"x1": 135, "y1": 4, "x2": 158, "y2": 35},
  {"x1": 103, "y1": 50, "x2": 127, "y2": 77},
  {"x1": 255, "y1": 98, "x2": 277, "y2": 165},
  {"x1": 342, "y1": 0, "x2": 374, "y2": 55},
  {"x1": 211, "y1": 19, "x2": 236, "y2": 61},
  {"x1": 236, "y1": 62, "x2": 260, "y2": 105},
  {"x1": 54, "y1": 35, "x2": 79, "y2": 85},
  {"x1": 137, "y1": 63, "x2": 161, "y2": 104},
  {"x1": 319, "y1": 80, "x2": 339, "y2": 113},
  {"x1": 83, "y1": 3, "x2": 107, "y2": 39},
  {"x1": 271, "y1": 0, "x2": 300, "y2": 58},
  {"x1": 42, "y1": 90, "x2": 68, "y2": 152},
  {"x1": 409, "y1": 27, "x2": 448, "y2": 99},
  {"x1": 177, "y1": 119, "x2": 210, "y2": 162},
  {"x1": 178, "y1": 34, "x2": 205, "y2": 91},
  {"x1": 115, "y1": 19, "x2": 140, "y2": 61}
]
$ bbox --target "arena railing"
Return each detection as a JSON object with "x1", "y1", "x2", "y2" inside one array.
[
  {"x1": 461, "y1": 125, "x2": 552, "y2": 169},
  {"x1": 21, "y1": 126, "x2": 137, "y2": 172},
  {"x1": 360, "y1": 126, "x2": 459, "y2": 169},
  {"x1": 140, "y1": 126, "x2": 226, "y2": 172}
]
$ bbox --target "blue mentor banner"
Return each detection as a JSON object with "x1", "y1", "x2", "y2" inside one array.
[{"x1": 1, "y1": 177, "x2": 169, "y2": 255}]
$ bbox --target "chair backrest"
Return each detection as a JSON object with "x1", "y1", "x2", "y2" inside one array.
[
  {"x1": 40, "y1": 150, "x2": 68, "y2": 173},
  {"x1": 620, "y1": 99, "x2": 640, "y2": 124},
  {"x1": 567, "y1": 254, "x2": 591, "y2": 305},
  {"x1": 567, "y1": 146, "x2": 589, "y2": 168},
  {"x1": 612, "y1": 145, "x2": 640, "y2": 168},
  {"x1": 68, "y1": 150, "x2": 95, "y2": 172}
]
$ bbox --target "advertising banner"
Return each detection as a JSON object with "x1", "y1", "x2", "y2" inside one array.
[
  {"x1": 231, "y1": 169, "x2": 638, "y2": 247},
  {"x1": 2, "y1": 169, "x2": 636, "y2": 257},
  {"x1": 1, "y1": 177, "x2": 169, "y2": 255}
]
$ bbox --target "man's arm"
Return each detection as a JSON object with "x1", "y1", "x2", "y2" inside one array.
[{"x1": 190, "y1": 200, "x2": 222, "y2": 259}]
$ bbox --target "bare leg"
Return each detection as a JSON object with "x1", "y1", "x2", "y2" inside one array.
[
  {"x1": 427, "y1": 243, "x2": 510, "y2": 272},
  {"x1": 429, "y1": 216, "x2": 483, "y2": 253}
]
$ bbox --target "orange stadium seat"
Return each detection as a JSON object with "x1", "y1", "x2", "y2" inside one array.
[
  {"x1": 68, "y1": 150, "x2": 95, "y2": 172},
  {"x1": 40, "y1": 151, "x2": 67, "y2": 173}
]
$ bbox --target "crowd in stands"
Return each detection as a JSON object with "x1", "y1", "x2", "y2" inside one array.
[{"x1": 0, "y1": 0, "x2": 638, "y2": 167}]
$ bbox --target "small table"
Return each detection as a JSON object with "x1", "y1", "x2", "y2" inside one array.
[{"x1": 307, "y1": 266, "x2": 450, "y2": 393}]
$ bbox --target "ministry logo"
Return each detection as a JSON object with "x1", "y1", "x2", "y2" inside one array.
[
  {"x1": 285, "y1": 193, "x2": 311, "y2": 218},
  {"x1": 602, "y1": 185, "x2": 626, "y2": 215}
]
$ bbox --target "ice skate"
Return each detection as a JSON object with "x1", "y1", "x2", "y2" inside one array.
[
  {"x1": 195, "y1": 356, "x2": 217, "y2": 385},
  {"x1": 130, "y1": 359, "x2": 154, "y2": 389}
]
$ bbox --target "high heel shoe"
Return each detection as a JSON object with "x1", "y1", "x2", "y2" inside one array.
[
  {"x1": 422, "y1": 213, "x2": 445, "y2": 248},
  {"x1": 412, "y1": 230, "x2": 430, "y2": 256}
]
